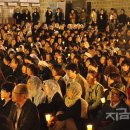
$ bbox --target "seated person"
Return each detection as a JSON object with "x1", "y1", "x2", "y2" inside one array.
[
  {"x1": 0, "y1": 82, "x2": 14, "y2": 117},
  {"x1": 85, "y1": 70, "x2": 104, "y2": 122},
  {"x1": 37, "y1": 79, "x2": 64, "y2": 130},
  {"x1": 95, "y1": 87, "x2": 129, "y2": 130},
  {"x1": 49, "y1": 82, "x2": 88, "y2": 130}
]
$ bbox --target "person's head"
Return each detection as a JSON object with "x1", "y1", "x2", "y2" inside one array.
[
  {"x1": 100, "y1": 55, "x2": 107, "y2": 65},
  {"x1": 6, "y1": 75, "x2": 18, "y2": 85},
  {"x1": 26, "y1": 64, "x2": 39, "y2": 77},
  {"x1": 0, "y1": 115, "x2": 14, "y2": 130},
  {"x1": 121, "y1": 59, "x2": 130, "y2": 72},
  {"x1": 65, "y1": 63, "x2": 79, "y2": 79},
  {"x1": 10, "y1": 58, "x2": 19, "y2": 70},
  {"x1": 121, "y1": 8, "x2": 125, "y2": 14},
  {"x1": 51, "y1": 64, "x2": 65, "y2": 77},
  {"x1": 3, "y1": 55, "x2": 11, "y2": 66},
  {"x1": 108, "y1": 73, "x2": 121, "y2": 86},
  {"x1": 73, "y1": 55, "x2": 81, "y2": 64},
  {"x1": 110, "y1": 87, "x2": 126, "y2": 104},
  {"x1": 24, "y1": 55, "x2": 34, "y2": 64},
  {"x1": 104, "y1": 65, "x2": 119, "y2": 76},
  {"x1": 27, "y1": 76, "x2": 42, "y2": 97},
  {"x1": 107, "y1": 56, "x2": 117, "y2": 66},
  {"x1": 86, "y1": 71, "x2": 97, "y2": 85},
  {"x1": 1, "y1": 82, "x2": 15, "y2": 100},
  {"x1": 66, "y1": 82, "x2": 82, "y2": 99},
  {"x1": 42, "y1": 79, "x2": 62, "y2": 101},
  {"x1": 24, "y1": 45, "x2": 31, "y2": 55},
  {"x1": 12, "y1": 84, "x2": 28, "y2": 105}
]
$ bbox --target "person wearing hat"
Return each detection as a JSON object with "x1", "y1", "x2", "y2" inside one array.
[
  {"x1": 95, "y1": 87, "x2": 129, "y2": 130},
  {"x1": 0, "y1": 82, "x2": 15, "y2": 117}
]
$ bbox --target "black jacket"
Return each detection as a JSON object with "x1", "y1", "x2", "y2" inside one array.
[
  {"x1": 9, "y1": 99, "x2": 40, "y2": 130},
  {"x1": 0, "y1": 99, "x2": 13, "y2": 117}
]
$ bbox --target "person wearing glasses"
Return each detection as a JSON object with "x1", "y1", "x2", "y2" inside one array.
[{"x1": 9, "y1": 83, "x2": 40, "y2": 130}]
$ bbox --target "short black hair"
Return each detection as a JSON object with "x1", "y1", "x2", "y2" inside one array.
[
  {"x1": 65, "y1": 63, "x2": 79, "y2": 73},
  {"x1": 1, "y1": 82, "x2": 15, "y2": 93}
]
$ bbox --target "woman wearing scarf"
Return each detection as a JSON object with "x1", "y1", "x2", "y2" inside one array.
[
  {"x1": 27, "y1": 76, "x2": 46, "y2": 106},
  {"x1": 37, "y1": 79, "x2": 64, "y2": 130},
  {"x1": 50, "y1": 82, "x2": 88, "y2": 130}
]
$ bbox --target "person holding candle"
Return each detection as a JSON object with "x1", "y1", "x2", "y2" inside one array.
[
  {"x1": 50, "y1": 82, "x2": 88, "y2": 130},
  {"x1": 37, "y1": 79, "x2": 64, "y2": 130}
]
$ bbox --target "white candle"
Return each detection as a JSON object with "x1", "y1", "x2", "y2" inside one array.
[
  {"x1": 101, "y1": 97, "x2": 106, "y2": 104},
  {"x1": 87, "y1": 124, "x2": 93, "y2": 130},
  {"x1": 45, "y1": 114, "x2": 51, "y2": 122}
]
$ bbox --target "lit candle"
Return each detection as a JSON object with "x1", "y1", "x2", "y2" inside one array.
[
  {"x1": 45, "y1": 114, "x2": 51, "y2": 122},
  {"x1": 87, "y1": 124, "x2": 93, "y2": 130},
  {"x1": 101, "y1": 97, "x2": 106, "y2": 104}
]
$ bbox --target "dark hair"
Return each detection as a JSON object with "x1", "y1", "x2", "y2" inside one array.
[
  {"x1": 42, "y1": 67, "x2": 52, "y2": 80},
  {"x1": 1, "y1": 82, "x2": 15, "y2": 93},
  {"x1": 27, "y1": 64, "x2": 39, "y2": 76},
  {"x1": 121, "y1": 59, "x2": 130, "y2": 66},
  {"x1": 6, "y1": 75, "x2": 18, "y2": 84},
  {"x1": 74, "y1": 55, "x2": 81, "y2": 63},
  {"x1": 104, "y1": 65, "x2": 119, "y2": 76},
  {"x1": 0, "y1": 115, "x2": 14, "y2": 130},
  {"x1": 4, "y1": 55, "x2": 11, "y2": 62},
  {"x1": 108, "y1": 73, "x2": 121, "y2": 82},
  {"x1": 52, "y1": 64, "x2": 65, "y2": 76},
  {"x1": 65, "y1": 63, "x2": 79, "y2": 73},
  {"x1": 107, "y1": 56, "x2": 117, "y2": 66}
]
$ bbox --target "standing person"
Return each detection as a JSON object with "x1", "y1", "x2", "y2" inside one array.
[
  {"x1": 32, "y1": 8, "x2": 40, "y2": 25},
  {"x1": 9, "y1": 83, "x2": 40, "y2": 130},
  {"x1": 45, "y1": 7, "x2": 53, "y2": 25},
  {"x1": 80, "y1": 8, "x2": 87, "y2": 25},
  {"x1": 23, "y1": 9, "x2": 31, "y2": 23},
  {"x1": 69, "y1": 9, "x2": 77, "y2": 24},
  {"x1": 97, "y1": 9, "x2": 107, "y2": 32},
  {"x1": 90, "y1": 9, "x2": 97, "y2": 27},
  {"x1": 118, "y1": 9, "x2": 127, "y2": 28},
  {"x1": 55, "y1": 8, "x2": 63, "y2": 24},
  {"x1": 13, "y1": 8, "x2": 21, "y2": 25}
]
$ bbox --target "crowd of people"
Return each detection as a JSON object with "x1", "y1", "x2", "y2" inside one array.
[{"x1": 0, "y1": 6, "x2": 130, "y2": 130}]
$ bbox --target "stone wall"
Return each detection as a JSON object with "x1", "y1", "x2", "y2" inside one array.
[
  {"x1": 0, "y1": 0, "x2": 130, "y2": 24},
  {"x1": 86, "y1": 0, "x2": 130, "y2": 15}
]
